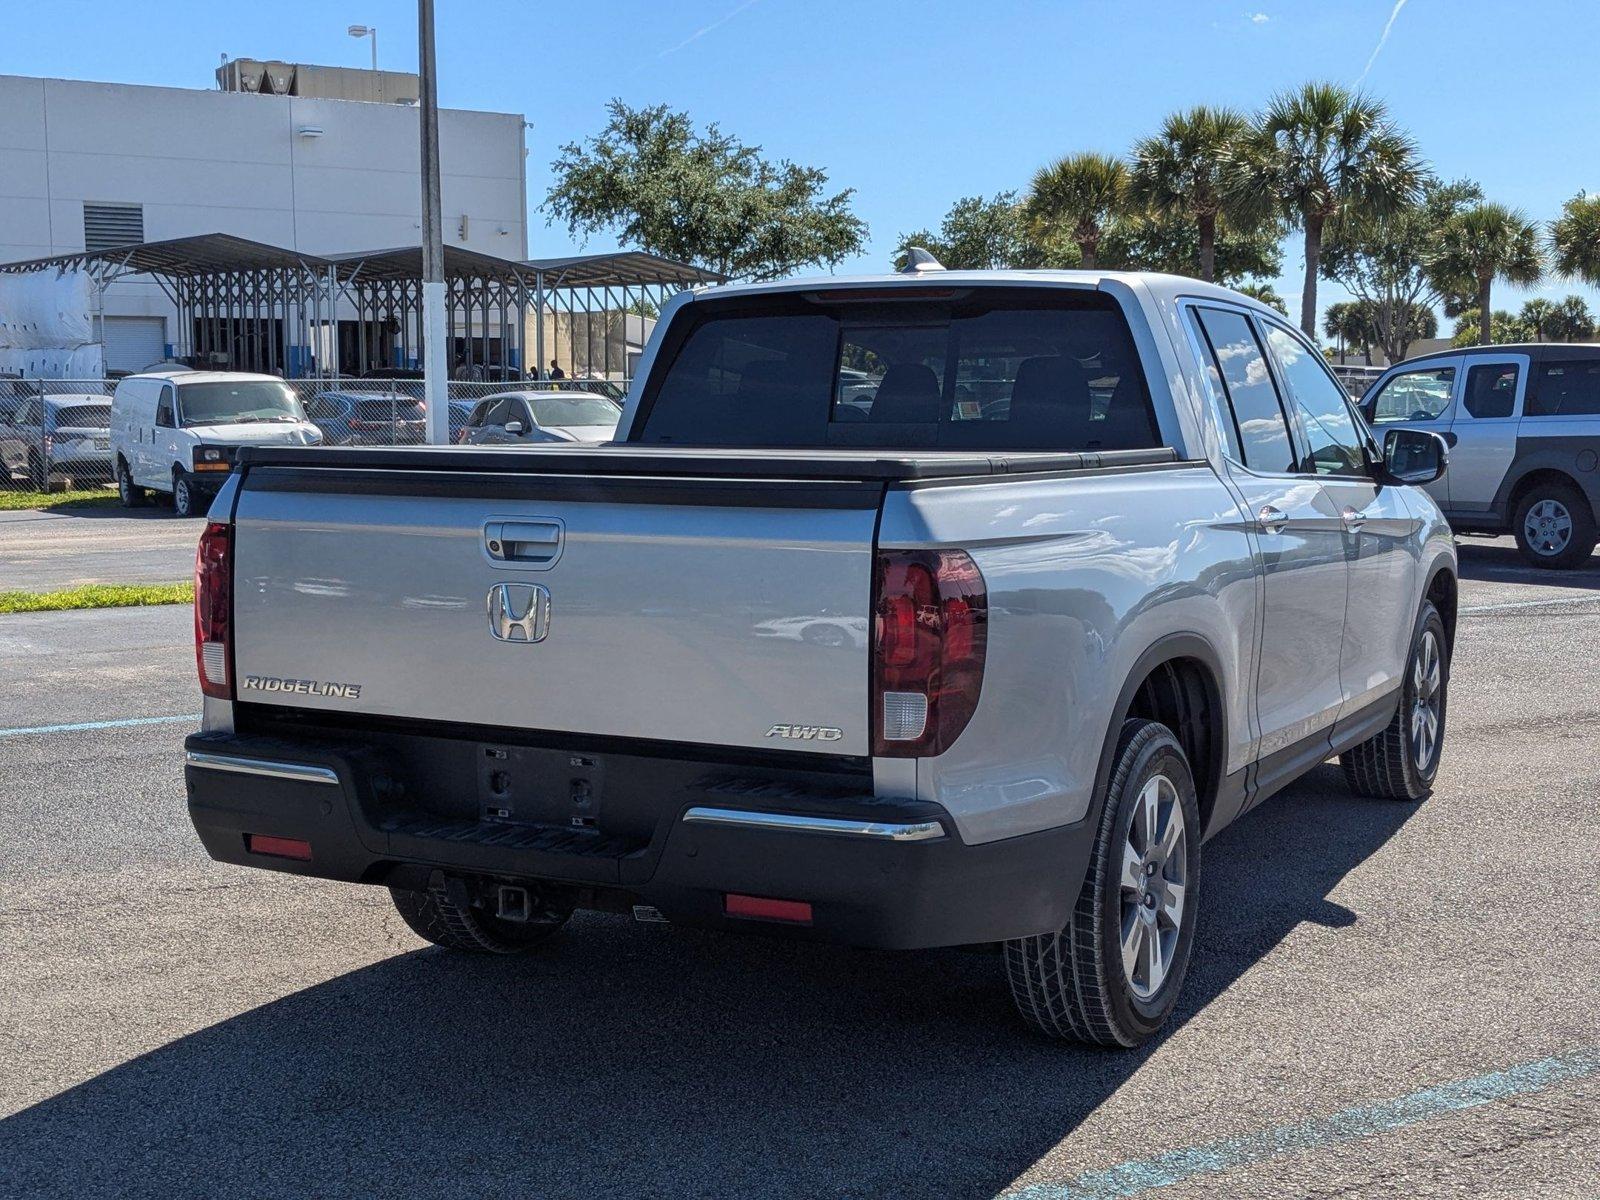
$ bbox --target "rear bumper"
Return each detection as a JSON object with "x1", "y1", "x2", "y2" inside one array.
[{"x1": 184, "y1": 730, "x2": 1089, "y2": 949}]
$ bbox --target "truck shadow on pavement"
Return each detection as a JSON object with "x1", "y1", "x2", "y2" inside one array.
[
  {"x1": 3, "y1": 765, "x2": 1416, "y2": 1200},
  {"x1": 1453, "y1": 539, "x2": 1600, "y2": 588}
]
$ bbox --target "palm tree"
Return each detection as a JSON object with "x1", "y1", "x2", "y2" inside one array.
[
  {"x1": 1549, "y1": 191, "x2": 1600, "y2": 285},
  {"x1": 1432, "y1": 203, "x2": 1543, "y2": 345},
  {"x1": 1233, "y1": 82, "x2": 1423, "y2": 336},
  {"x1": 1026, "y1": 152, "x2": 1130, "y2": 269},
  {"x1": 1324, "y1": 300, "x2": 1376, "y2": 364},
  {"x1": 1130, "y1": 106, "x2": 1255, "y2": 282},
  {"x1": 1235, "y1": 281, "x2": 1288, "y2": 316},
  {"x1": 1519, "y1": 298, "x2": 1556, "y2": 342},
  {"x1": 1547, "y1": 295, "x2": 1595, "y2": 342}
]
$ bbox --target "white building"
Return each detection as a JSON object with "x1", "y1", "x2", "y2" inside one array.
[{"x1": 0, "y1": 67, "x2": 526, "y2": 371}]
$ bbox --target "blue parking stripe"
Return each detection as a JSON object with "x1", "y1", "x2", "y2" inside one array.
[
  {"x1": 0, "y1": 713, "x2": 200, "y2": 738},
  {"x1": 1004, "y1": 1046, "x2": 1600, "y2": 1200}
]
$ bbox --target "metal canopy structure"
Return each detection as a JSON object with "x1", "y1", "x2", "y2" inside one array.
[{"x1": 0, "y1": 235, "x2": 723, "y2": 382}]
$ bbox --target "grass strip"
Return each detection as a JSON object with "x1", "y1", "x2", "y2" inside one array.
[
  {"x1": 0, "y1": 581, "x2": 193, "y2": 614},
  {"x1": 0, "y1": 488, "x2": 119, "y2": 512}
]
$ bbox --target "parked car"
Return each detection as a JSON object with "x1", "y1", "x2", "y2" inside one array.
[
  {"x1": 304, "y1": 391, "x2": 360, "y2": 446},
  {"x1": 183, "y1": 268, "x2": 1456, "y2": 1044},
  {"x1": 1, "y1": 393, "x2": 113, "y2": 487},
  {"x1": 348, "y1": 395, "x2": 426, "y2": 445},
  {"x1": 1359, "y1": 343, "x2": 1600, "y2": 567},
  {"x1": 110, "y1": 370, "x2": 322, "y2": 517},
  {"x1": 457, "y1": 390, "x2": 622, "y2": 445}
]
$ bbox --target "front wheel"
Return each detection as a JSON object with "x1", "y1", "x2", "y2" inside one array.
[
  {"x1": 171, "y1": 469, "x2": 201, "y2": 518},
  {"x1": 1512, "y1": 482, "x2": 1596, "y2": 569},
  {"x1": 1341, "y1": 600, "x2": 1449, "y2": 801},
  {"x1": 1005, "y1": 719, "x2": 1201, "y2": 1045},
  {"x1": 27, "y1": 450, "x2": 46, "y2": 491}
]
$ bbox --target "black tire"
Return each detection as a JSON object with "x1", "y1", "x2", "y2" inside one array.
[
  {"x1": 1005, "y1": 719, "x2": 1202, "y2": 1046},
  {"x1": 26, "y1": 450, "x2": 46, "y2": 491},
  {"x1": 116, "y1": 458, "x2": 147, "y2": 507},
  {"x1": 1512, "y1": 481, "x2": 1597, "y2": 570},
  {"x1": 171, "y1": 469, "x2": 200, "y2": 518},
  {"x1": 390, "y1": 874, "x2": 572, "y2": 954},
  {"x1": 1341, "y1": 600, "x2": 1449, "y2": 801}
]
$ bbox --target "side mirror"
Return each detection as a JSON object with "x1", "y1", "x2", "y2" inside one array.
[
  {"x1": 503, "y1": 420, "x2": 525, "y2": 435},
  {"x1": 1380, "y1": 427, "x2": 1448, "y2": 486}
]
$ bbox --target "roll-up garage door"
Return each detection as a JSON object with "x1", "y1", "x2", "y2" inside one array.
[{"x1": 103, "y1": 317, "x2": 166, "y2": 372}]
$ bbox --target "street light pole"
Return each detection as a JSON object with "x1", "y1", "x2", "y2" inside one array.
[
  {"x1": 417, "y1": 0, "x2": 449, "y2": 444},
  {"x1": 346, "y1": 24, "x2": 378, "y2": 71}
]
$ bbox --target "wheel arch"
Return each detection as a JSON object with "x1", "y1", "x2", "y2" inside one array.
[
  {"x1": 1423, "y1": 561, "x2": 1458, "y2": 653},
  {"x1": 1094, "y1": 633, "x2": 1229, "y2": 838}
]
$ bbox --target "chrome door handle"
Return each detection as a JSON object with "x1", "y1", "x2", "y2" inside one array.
[
  {"x1": 1257, "y1": 505, "x2": 1288, "y2": 534},
  {"x1": 1341, "y1": 507, "x2": 1367, "y2": 533}
]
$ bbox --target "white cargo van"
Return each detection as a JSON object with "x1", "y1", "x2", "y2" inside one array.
[{"x1": 110, "y1": 371, "x2": 322, "y2": 516}]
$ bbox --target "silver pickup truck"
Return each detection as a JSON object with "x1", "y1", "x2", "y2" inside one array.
[{"x1": 184, "y1": 269, "x2": 1457, "y2": 1045}]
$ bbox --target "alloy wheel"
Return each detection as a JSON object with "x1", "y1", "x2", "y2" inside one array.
[
  {"x1": 1119, "y1": 773, "x2": 1187, "y2": 1000},
  {"x1": 1410, "y1": 628, "x2": 1442, "y2": 771}
]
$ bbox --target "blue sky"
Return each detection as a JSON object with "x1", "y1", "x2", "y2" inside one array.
[{"x1": 9, "y1": 1, "x2": 1600, "y2": 328}]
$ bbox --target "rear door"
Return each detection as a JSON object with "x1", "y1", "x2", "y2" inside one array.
[
  {"x1": 229, "y1": 466, "x2": 881, "y2": 757},
  {"x1": 1446, "y1": 355, "x2": 1528, "y2": 517},
  {"x1": 1185, "y1": 304, "x2": 1349, "y2": 780}
]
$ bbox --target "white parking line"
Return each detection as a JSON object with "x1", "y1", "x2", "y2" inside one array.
[{"x1": 1461, "y1": 593, "x2": 1600, "y2": 614}]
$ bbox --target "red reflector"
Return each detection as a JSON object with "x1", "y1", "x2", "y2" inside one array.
[
  {"x1": 724, "y1": 893, "x2": 813, "y2": 924},
  {"x1": 246, "y1": 834, "x2": 312, "y2": 861}
]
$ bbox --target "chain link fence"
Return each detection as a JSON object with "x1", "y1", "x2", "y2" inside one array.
[{"x1": 0, "y1": 376, "x2": 627, "y2": 495}]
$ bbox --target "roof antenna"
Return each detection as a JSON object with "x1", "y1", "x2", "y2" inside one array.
[{"x1": 899, "y1": 246, "x2": 945, "y2": 274}]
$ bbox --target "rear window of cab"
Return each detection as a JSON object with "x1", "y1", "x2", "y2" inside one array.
[{"x1": 632, "y1": 288, "x2": 1162, "y2": 451}]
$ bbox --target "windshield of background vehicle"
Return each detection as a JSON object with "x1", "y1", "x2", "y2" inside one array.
[
  {"x1": 178, "y1": 382, "x2": 305, "y2": 426},
  {"x1": 531, "y1": 394, "x2": 622, "y2": 428}
]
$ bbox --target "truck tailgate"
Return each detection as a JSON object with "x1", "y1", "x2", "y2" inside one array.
[{"x1": 229, "y1": 462, "x2": 881, "y2": 757}]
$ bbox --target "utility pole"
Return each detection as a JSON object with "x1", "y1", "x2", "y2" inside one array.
[{"x1": 418, "y1": 0, "x2": 449, "y2": 444}]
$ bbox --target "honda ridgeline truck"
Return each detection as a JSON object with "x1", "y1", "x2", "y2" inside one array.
[{"x1": 184, "y1": 267, "x2": 1457, "y2": 1044}]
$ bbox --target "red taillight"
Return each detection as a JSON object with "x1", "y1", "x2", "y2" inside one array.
[
  {"x1": 246, "y1": 834, "x2": 312, "y2": 861},
  {"x1": 872, "y1": 549, "x2": 987, "y2": 757},
  {"x1": 724, "y1": 894, "x2": 813, "y2": 924},
  {"x1": 195, "y1": 521, "x2": 233, "y2": 699}
]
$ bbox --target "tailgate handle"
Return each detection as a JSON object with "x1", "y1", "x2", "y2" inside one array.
[{"x1": 485, "y1": 520, "x2": 563, "y2": 565}]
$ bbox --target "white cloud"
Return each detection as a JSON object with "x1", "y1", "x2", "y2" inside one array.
[{"x1": 1250, "y1": 12, "x2": 1270, "y2": 23}]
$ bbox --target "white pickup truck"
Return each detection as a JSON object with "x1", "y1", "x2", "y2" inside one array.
[{"x1": 184, "y1": 268, "x2": 1457, "y2": 1044}]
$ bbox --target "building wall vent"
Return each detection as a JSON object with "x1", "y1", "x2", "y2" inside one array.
[{"x1": 83, "y1": 203, "x2": 145, "y2": 252}]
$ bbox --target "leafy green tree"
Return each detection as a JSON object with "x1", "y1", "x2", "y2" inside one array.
[
  {"x1": 1232, "y1": 82, "x2": 1424, "y2": 336},
  {"x1": 545, "y1": 100, "x2": 867, "y2": 281},
  {"x1": 1095, "y1": 210, "x2": 1282, "y2": 284},
  {"x1": 1549, "y1": 191, "x2": 1600, "y2": 285},
  {"x1": 1432, "y1": 202, "x2": 1543, "y2": 345},
  {"x1": 892, "y1": 192, "x2": 1073, "y2": 270},
  {"x1": 1324, "y1": 300, "x2": 1377, "y2": 363},
  {"x1": 1451, "y1": 309, "x2": 1530, "y2": 348},
  {"x1": 1546, "y1": 295, "x2": 1595, "y2": 342},
  {"x1": 1234, "y1": 282, "x2": 1288, "y2": 316},
  {"x1": 1322, "y1": 179, "x2": 1482, "y2": 363},
  {"x1": 1130, "y1": 106, "x2": 1262, "y2": 282},
  {"x1": 1025, "y1": 152, "x2": 1131, "y2": 269}
]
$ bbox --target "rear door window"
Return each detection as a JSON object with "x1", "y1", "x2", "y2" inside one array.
[
  {"x1": 1192, "y1": 307, "x2": 1296, "y2": 474},
  {"x1": 634, "y1": 289, "x2": 1160, "y2": 451},
  {"x1": 1462, "y1": 363, "x2": 1520, "y2": 420},
  {"x1": 1528, "y1": 359, "x2": 1600, "y2": 416}
]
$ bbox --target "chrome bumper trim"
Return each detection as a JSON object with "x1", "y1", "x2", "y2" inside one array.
[
  {"x1": 185, "y1": 750, "x2": 340, "y2": 786},
  {"x1": 681, "y1": 806, "x2": 945, "y2": 842}
]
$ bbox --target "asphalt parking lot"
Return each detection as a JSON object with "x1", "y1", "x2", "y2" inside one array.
[
  {"x1": 1, "y1": 537, "x2": 1597, "y2": 1199},
  {"x1": 0, "y1": 504, "x2": 199, "y2": 591}
]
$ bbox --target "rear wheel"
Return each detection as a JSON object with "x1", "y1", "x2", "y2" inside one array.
[
  {"x1": 390, "y1": 873, "x2": 573, "y2": 954},
  {"x1": 117, "y1": 458, "x2": 147, "y2": 507},
  {"x1": 1341, "y1": 600, "x2": 1449, "y2": 801},
  {"x1": 1005, "y1": 719, "x2": 1201, "y2": 1045},
  {"x1": 1512, "y1": 481, "x2": 1596, "y2": 569}
]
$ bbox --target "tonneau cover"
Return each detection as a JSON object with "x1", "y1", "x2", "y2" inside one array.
[{"x1": 237, "y1": 443, "x2": 1180, "y2": 481}]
